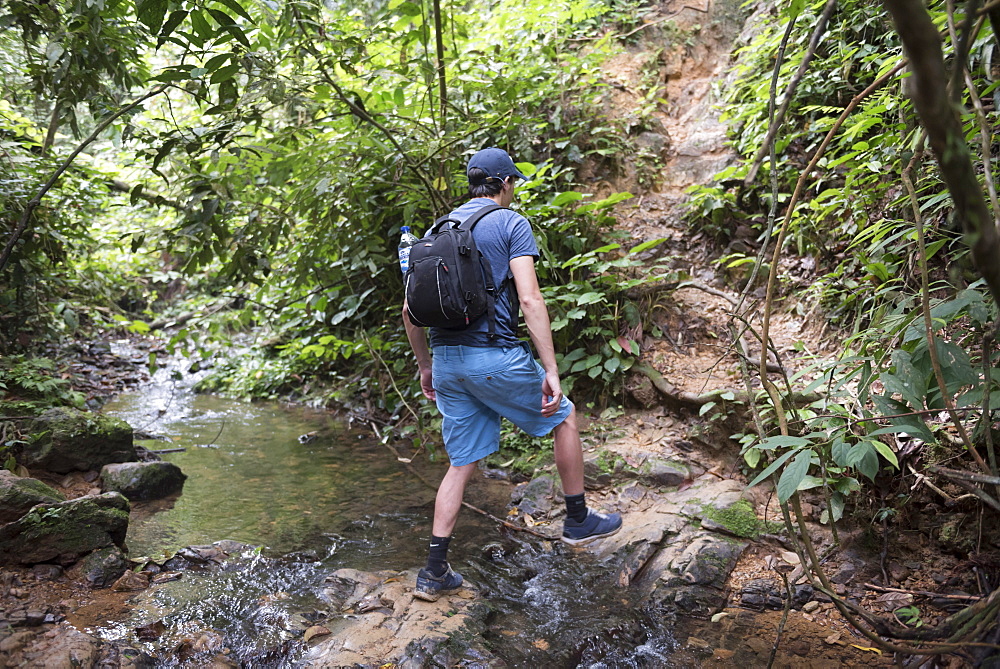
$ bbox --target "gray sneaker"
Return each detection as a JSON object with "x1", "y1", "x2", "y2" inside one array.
[
  {"x1": 414, "y1": 564, "x2": 463, "y2": 602},
  {"x1": 562, "y1": 509, "x2": 623, "y2": 546}
]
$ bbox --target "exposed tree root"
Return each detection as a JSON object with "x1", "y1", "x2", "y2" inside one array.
[{"x1": 634, "y1": 362, "x2": 821, "y2": 407}]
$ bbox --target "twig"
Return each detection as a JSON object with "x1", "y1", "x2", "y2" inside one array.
[
  {"x1": 149, "y1": 448, "x2": 187, "y2": 454},
  {"x1": 929, "y1": 471, "x2": 1000, "y2": 514},
  {"x1": 743, "y1": 0, "x2": 838, "y2": 186},
  {"x1": 908, "y1": 464, "x2": 954, "y2": 502},
  {"x1": 202, "y1": 420, "x2": 226, "y2": 448},
  {"x1": 904, "y1": 133, "x2": 990, "y2": 477},
  {"x1": 767, "y1": 570, "x2": 794, "y2": 669}
]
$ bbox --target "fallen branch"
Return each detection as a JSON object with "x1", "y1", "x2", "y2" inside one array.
[
  {"x1": 373, "y1": 422, "x2": 551, "y2": 540},
  {"x1": 865, "y1": 583, "x2": 982, "y2": 602}
]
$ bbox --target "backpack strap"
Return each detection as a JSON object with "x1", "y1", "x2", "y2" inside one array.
[{"x1": 458, "y1": 204, "x2": 507, "y2": 340}]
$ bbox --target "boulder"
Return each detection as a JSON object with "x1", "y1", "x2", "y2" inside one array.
[
  {"x1": 22, "y1": 408, "x2": 136, "y2": 474},
  {"x1": 0, "y1": 470, "x2": 65, "y2": 523},
  {"x1": 100, "y1": 461, "x2": 186, "y2": 501},
  {"x1": 0, "y1": 492, "x2": 130, "y2": 565}
]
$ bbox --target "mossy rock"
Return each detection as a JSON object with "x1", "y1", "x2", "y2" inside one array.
[
  {"x1": 100, "y1": 461, "x2": 186, "y2": 501},
  {"x1": 0, "y1": 469, "x2": 65, "y2": 524},
  {"x1": 700, "y1": 499, "x2": 777, "y2": 540},
  {"x1": 0, "y1": 492, "x2": 130, "y2": 565},
  {"x1": 636, "y1": 457, "x2": 690, "y2": 487},
  {"x1": 22, "y1": 407, "x2": 136, "y2": 474}
]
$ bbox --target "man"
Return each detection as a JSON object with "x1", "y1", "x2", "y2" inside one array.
[{"x1": 402, "y1": 147, "x2": 623, "y2": 602}]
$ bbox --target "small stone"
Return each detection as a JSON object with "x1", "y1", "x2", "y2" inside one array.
[
  {"x1": 112, "y1": 570, "x2": 149, "y2": 592},
  {"x1": 824, "y1": 632, "x2": 843, "y2": 645},
  {"x1": 712, "y1": 649, "x2": 735, "y2": 661},
  {"x1": 802, "y1": 600, "x2": 820, "y2": 613},
  {"x1": 687, "y1": 637, "x2": 710, "y2": 649}
]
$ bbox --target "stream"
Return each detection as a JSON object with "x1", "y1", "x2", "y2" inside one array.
[{"x1": 83, "y1": 352, "x2": 706, "y2": 667}]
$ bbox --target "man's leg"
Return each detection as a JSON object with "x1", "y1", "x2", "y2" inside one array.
[
  {"x1": 416, "y1": 462, "x2": 478, "y2": 601},
  {"x1": 432, "y1": 462, "x2": 478, "y2": 537},
  {"x1": 554, "y1": 407, "x2": 623, "y2": 545},
  {"x1": 553, "y1": 406, "x2": 584, "y2": 496}
]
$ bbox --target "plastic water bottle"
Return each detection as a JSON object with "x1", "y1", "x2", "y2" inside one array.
[{"x1": 398, "y1": 225, "x2": 419, "y2": 274}]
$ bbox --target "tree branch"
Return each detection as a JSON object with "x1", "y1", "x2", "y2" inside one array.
[{"x1": 0, "y1": 86, "x2": 168, "y2": 274}]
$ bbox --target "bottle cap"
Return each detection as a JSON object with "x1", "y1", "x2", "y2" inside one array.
[{"x1": 401, "y1": 226, "x2": 410, "y2": 232}]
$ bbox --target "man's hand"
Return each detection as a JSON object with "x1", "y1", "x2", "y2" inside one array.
[
  {"x1": 541, "y1": 371, "x2": 562, "y2": 417},
  {"x1": 420, "y1": 366, "x2": 436, "y2": 401}
]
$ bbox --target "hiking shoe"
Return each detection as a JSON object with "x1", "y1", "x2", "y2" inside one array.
[
  {"x1": 414, "y1": 564, "x2": 463, "y2": 602},
  {"x1": 562, "y1": 509, "x2": 623, "y2": 546}
]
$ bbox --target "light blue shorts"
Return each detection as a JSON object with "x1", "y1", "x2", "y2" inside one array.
[{"x1": 431, "y1": 343, "x2": 574, "y2": 467}]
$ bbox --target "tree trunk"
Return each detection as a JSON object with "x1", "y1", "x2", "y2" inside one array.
[{"x1": 882, "y1": 0, "x2": 1000, "y2": 310}]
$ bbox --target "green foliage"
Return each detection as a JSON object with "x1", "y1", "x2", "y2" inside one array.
[{"x1": 0, "y1": 356, "x2": 84, "y2": 408}]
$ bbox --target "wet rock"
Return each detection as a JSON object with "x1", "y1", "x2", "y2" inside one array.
[
  {"x1": 305, "y1": 568, "x2": 498, "y2": 668},
  {"x1": 0, "y1": 492, "x2": 130, "y2": 565},
  {"x1": 30, "y1": 564, "x2": 63, "y2": 581},
  {"x1": 677, "y1": 534, "x2": 746, "y2": 587},
  {"x1": 635, "y1": 131, "x2": 671, "y2": 159},
  {"x1": 583, "y1": 451, "x2": 628, "y2": 488},
  {"x1": 0, "y1": 622, "x2": 127, "y2": 667},
  {"x1": 100, "y1": 461, "x2": 186, "y2": 501},
  {"x1": 513, "y1": 474, "x2": 555, "y2": 517},
  {"x1": 69, "y1": 545, "x2": 128, "y2": 588},
  {"x1": 739, "y1": 579, "x2": 784, "y2": 610},
  {"x1": 738, "y1": 579, "x2": 814, "y2": 610},
  {"x1": 163, "y1": 544, "x2": 232, "y2": 570},
  {"x1": 21, "y1": 407, "x2": 136, "y2": 473},
  {"x1": 0, "y1": 470, "x2": 65, "y2": 523}
]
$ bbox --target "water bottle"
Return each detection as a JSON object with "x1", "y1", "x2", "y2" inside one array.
[{"x1": 398, "y1": 225, "x2": 419, "y2": 274}]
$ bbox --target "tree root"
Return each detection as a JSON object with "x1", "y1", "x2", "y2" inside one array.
[{"x1": 634, "y1": 362, "x2": 821, "y2": 407}]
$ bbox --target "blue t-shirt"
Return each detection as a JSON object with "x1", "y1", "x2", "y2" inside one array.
[{"x1": 427, "y1": 198, "x2": 539, "y2": 348}]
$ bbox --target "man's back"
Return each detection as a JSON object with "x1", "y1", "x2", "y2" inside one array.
[{"x1": 427, "y1": 198, "x2": 538, "y2": 348}]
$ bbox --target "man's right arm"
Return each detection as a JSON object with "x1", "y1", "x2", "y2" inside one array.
[
  {"x1": 510, "y1": 255, "x2": 563, "y2": 418},
  {"x1": 402, "y1": 301, "x2": 435, "y2": 401}
]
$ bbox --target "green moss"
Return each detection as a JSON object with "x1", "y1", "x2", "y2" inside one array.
[
  {"x1": 702, "y1": 499, "x2": 777, "y2": 539},
  {"x1": 595, "y1": 450, "x2": 625, "y2": 475}
]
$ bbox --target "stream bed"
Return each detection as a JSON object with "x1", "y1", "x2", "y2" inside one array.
[{"x1": 80, "y1": 355, "x2": 720, "y2": 667}]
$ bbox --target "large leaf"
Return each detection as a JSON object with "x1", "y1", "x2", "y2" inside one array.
[
  {"x1": 748, "y1": 449, "x2": 799, "y2": 488},
  {"x1": 777, "y1": 449, "x2": 815, "y2": 503}
]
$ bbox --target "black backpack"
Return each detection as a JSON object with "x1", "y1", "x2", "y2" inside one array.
[{"x1": 404, "y1": 203, "x2": 506, "y2": 337}]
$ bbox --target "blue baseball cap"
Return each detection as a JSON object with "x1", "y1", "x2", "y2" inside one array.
[{"x1": 467, "y1": 147, "x2": 529, "y2": 185}]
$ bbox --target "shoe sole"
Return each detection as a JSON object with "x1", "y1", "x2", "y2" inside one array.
[
  {"x1": 561, "y1": 522, "x2": 622, "y2": 546},
  {"x1": 413, "y1": 588, "x2": 443, "y2": 602}
]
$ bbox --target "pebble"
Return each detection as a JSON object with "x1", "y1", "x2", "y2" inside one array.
[{"x1": 802, "y1": 600, "x2": 820, "y2": 613}]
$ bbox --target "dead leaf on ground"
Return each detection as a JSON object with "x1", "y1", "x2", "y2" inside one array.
[
  {"x1": 875, "y1": 591, "x2": 913, "y2": 611},
  {"x1": 304, "y1": 625, "x2": 331, "y2": 642},
  {"x1": 533, "y1": 639, "x2": 550, "y2": 650}
]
